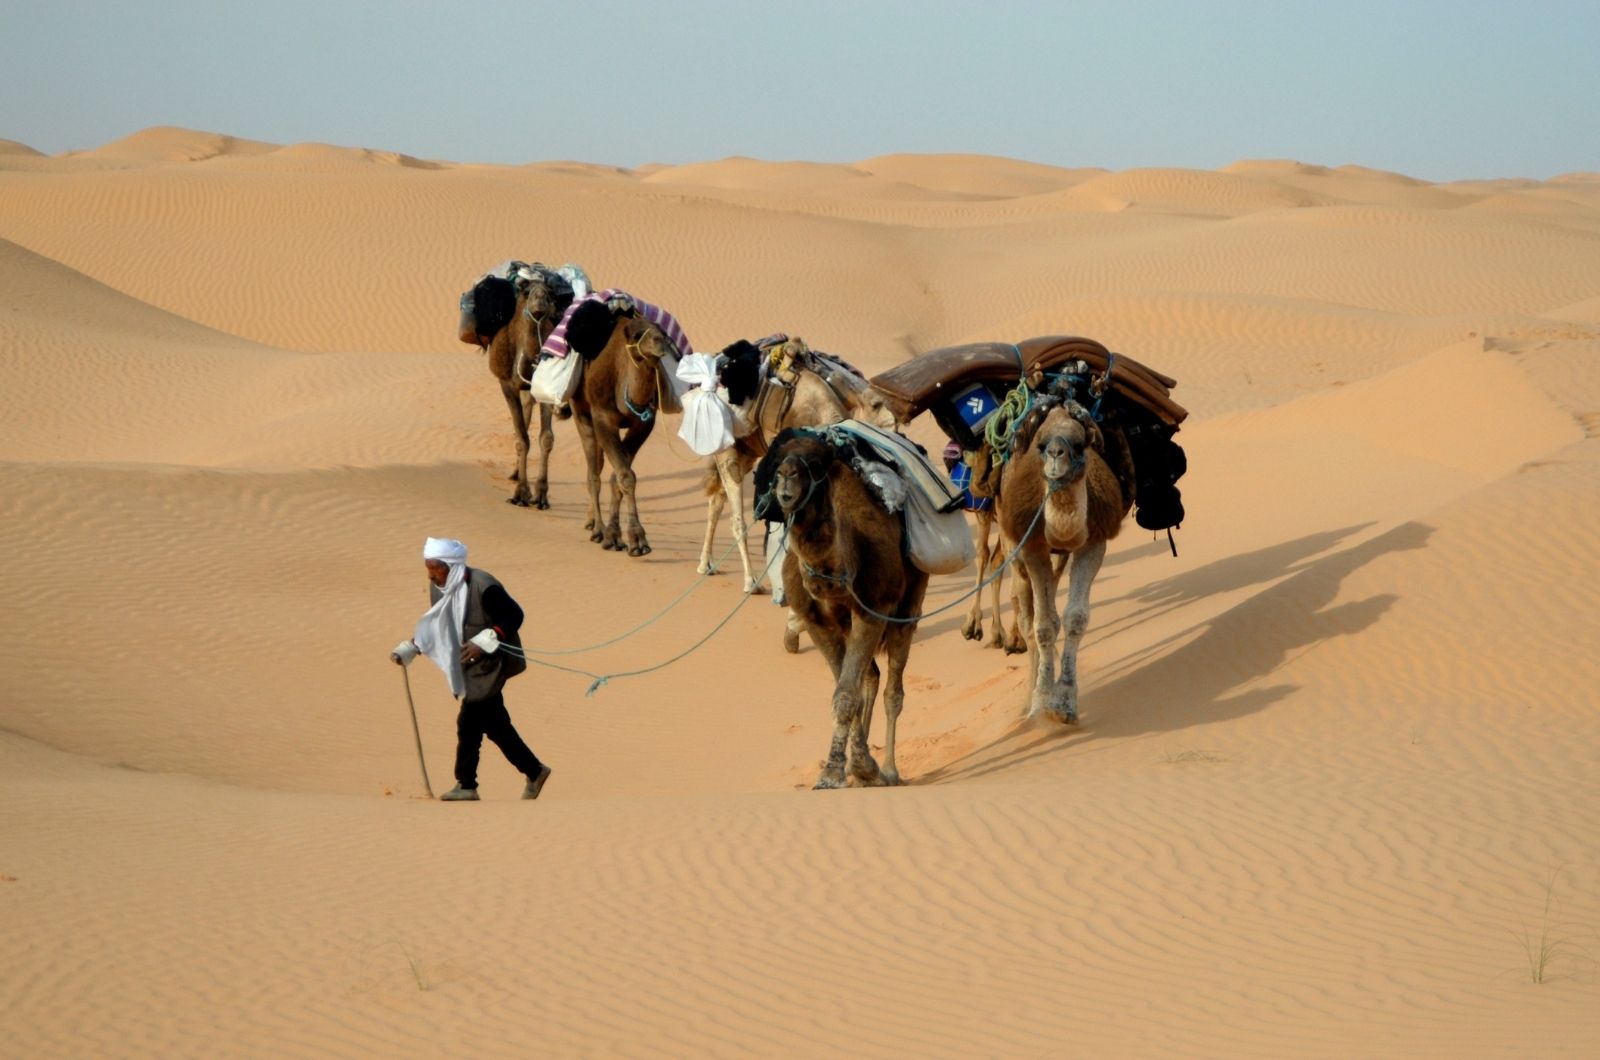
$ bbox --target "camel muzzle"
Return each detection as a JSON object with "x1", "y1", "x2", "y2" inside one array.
[{"x1": 1042, "y1": 439, "x2": 1087, "y2": 486}]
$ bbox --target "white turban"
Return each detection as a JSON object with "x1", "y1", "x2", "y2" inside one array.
[
  {"x1": 423, "y1": 537, "x2": 468, "y2": 562},
  {"x1": 413, "y1": 537, "x2": 470, "y2": 696}
]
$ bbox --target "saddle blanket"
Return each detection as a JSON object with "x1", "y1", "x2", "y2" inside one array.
[
  {"x1": 822, "y1": 421, "x2": 965, "y2": 515},
  {"x1": 541, "y1": 288, "x2": 692, "y2": 361}
]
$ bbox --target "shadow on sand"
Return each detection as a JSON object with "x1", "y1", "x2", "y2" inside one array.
[{"x1": 919, "y1": 520, "x2": 1434, "y2": 784}]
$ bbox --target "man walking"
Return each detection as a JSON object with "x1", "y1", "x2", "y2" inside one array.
[{"x1": 391, "y1": 537, "x2": 553, "y2": 801}]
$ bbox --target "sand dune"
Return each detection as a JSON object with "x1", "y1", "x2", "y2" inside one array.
[{"x1": 3, "y1": 127, "x2": 1599, "y2": 1056}]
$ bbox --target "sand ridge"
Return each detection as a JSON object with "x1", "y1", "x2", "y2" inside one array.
[{"x1": 2, "y1": 127, "x2": 1598, "y2": 1056}]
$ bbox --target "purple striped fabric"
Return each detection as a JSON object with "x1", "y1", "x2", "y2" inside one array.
[{"x1": 540, "y1": 288, "x2": 692, "y2": 361}]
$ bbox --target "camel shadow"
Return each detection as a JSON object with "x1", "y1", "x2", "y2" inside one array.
[
  {"x1": 920, "y1": 521, "x2": 1433, "y2": 784},
  {"x1": 1095, "y1": 522, "x2": 1376, "y2": 643}
]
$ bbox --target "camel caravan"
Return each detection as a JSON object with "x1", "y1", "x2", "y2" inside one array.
[{"x1": 455, "y1": 265, "x2": 1188, "y2": 785}]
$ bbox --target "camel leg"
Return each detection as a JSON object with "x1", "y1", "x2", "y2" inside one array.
[
  {"x1": 599, "y1": 424, "x2": 653, "y2": 556},
  {"x1": 849, "y1": 657, "x2": 884, "y2": 786},
  {"x1": 879, "y1": 621, "x2": 915, "y2": 786},
  {"x1": 1002, "y1": 569, "x2": 1027, "y2": 655},
  {"x1": 501, "y1": 380, "x2": 534, "y2": 506},
  {"x1": 783, "y1": 611, "x2": 805, "y2": 654},
  {"x1": 1048, "y1": 540, "x2": 1105, "y2": 724},
  {"x1": 767, "y1": 524, "x2": 790, "y2": 607},
  {"x1": 803, "y1": 618, "x2": 852, "y2": 790},
  {"x1": 573, "y1": 414, "x2": 605, "y2": 541},
  {"x1": 819, "y1": 618, "x2": 883, "y2": 789},
  {"x1": 1017, "y1": 549, "x2": 1061, "y2": 718},
  {"x1": 698, "y1": 479, "x2": 727, "y2": 575},
  {"x1": 602, "y1": 470, "x2": 624, "y2": 550},
  {"x1": 531, "y1": 400, "x2": 554, "y2": 510},
  {"x1": 961, "y1": 512, "x2": 990, "y2": 642},
  {"x1": 620, "y1": 424, "x2": 655, "y2": 556},
  {"x1": 719, "y1": 461, "x2": 762, "y2": 594},
  {"x1": 767, "y1": 527, "x2": 805, "y2": 652}
]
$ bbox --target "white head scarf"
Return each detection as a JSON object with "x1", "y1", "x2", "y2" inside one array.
[{"x1": 413, "y1": 537, "x2": 469, "y2": 696}]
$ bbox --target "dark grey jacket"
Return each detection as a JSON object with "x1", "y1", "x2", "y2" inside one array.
[{"x1": 430, "y1": 568, "x2": 526, "y2": 701}]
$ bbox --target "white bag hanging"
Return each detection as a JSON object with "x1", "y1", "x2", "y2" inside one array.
[
  {"x1": 904, "y1": 480, "x2": 977, "y2": 575},
  {"x1": 530, "y1": 352, "x2": 583, "y2": 405},
  {"x1": 676, "y1": 353, "x2": 735, "y2": 456}
]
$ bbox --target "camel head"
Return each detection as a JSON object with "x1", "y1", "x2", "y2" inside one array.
[
  {"x1": 614, "y1": 306, "x2": 677, "y2": 363},
  {"x1": 508, "y1": 270, "x2": 576, "y2": 362},
  {"x1": 1033, "y1": 403, "x2": 1104, "y2": 487},
  {"x1": 458, "y1": 274, "x2": 517, "y2": 347},
  {"x1": 755, "y1": 429, "x2": 839, "y2": 521},
  {"x1": 854, "y1": 385, "x2": 900, "y2": 431}
]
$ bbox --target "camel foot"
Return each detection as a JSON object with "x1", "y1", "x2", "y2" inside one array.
[
  {"x1": 783, "y1": 627, "x2": 801, "y2": 654},
  {"x1": 601, "y1": 527, "x2": 624, "y2": 550},
  {"x1": 532, "y1": 495, "x2": 550, "y2": 511},
  {"x1": 697, "y1": 561, "x2": 716, "y2": 576},
  {"x1": 589, "y1": 530, "x2": 606, "y2": 544},
  {"x1": 1003, "y1": 630, "x2": 1027, "y2": 655},
  {"x1": 847, "y1": 755, "x2": 885, "y2": 787},
  {"x1": 506, "y1": 494, "x2": 532, "y2": 507},
  {"x1": 1037, "y1": 686, "x2": 1080, "y2": 726},
  {"x1": 880, "y1": 766, "x2": 902, "y2": 787},
  {"x1": 628, "y1": 543, "x2": 652, "y2": 558},
  {"x1": 960, "y1": 615, "x2": 983, "y2": 641},
  {"x1": 813, "y1": 765, "x2": 846, "y2": 790},
  {"x1": 743, "y1": 581, "x2": 766, "y2": 596}
]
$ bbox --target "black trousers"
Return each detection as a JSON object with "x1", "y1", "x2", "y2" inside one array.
[{"x1": 454, "y1": 689, "x2": 543, "y2": 789}]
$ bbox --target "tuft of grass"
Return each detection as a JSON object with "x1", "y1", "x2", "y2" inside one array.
[
  {"x1": 396, "y1": 940, "x2": 432, "y2": 991},
  {"x1": 1514, "y1": 867, "x2": 1589, "y2": 985}
]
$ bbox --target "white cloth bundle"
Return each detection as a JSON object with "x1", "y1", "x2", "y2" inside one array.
[
  {"x1": 530, "y1": 352, "x2": 584, "y2": 405},
  {"x1": 412, "y1": 537, "x2": 469, "y2": 697},
  {"x1": 676, "y1": 353, "x2": 736, "y2": 456}
]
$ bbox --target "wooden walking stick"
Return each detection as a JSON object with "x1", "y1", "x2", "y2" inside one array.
[{"x1": 400, "y1": 665, "x2": 436, "y2": 799}]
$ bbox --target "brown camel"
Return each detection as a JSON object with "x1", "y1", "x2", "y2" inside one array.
[
  {"x1": 993, "y1": 399, "x2": 1133, "y2": 723},
  {"x1": 697, "y1": 339, "x2": 897, "y2": 596},
  {"x1": 457, "y1": 265, "x2": 574, "y2": 508},
  {"x1": 758, "y1": 429, "x2": 930, "y2": 788},
  {"x1": 559, "y1": 295, "x2": 681, "y2": 556}
]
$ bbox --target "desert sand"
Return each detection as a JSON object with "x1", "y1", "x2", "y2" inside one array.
[{"x1": 2, "y1": 126, "x2": 1598, "y2": 1057}]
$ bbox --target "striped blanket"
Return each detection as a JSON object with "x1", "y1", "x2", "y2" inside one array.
[{"x1": 540, "y1": 288, "x2": 692, "y2": 361}]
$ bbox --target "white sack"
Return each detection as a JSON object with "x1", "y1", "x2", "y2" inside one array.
[
  {"x1": 676, "y1": 353, "x2": 736, "y2": 456},
  {"x1": 530, "y1": 351, "x2": 583, "y2": 405}
]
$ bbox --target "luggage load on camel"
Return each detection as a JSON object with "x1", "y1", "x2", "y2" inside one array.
[
  {"x1": 870, "y1": 336, "x2": 1189, "y2": 535},
  {"x1": 531, "y1": 288, "x2": 694, "y2": 408},
  {"x1": 755, "y1": 421, "x2": 976, "y2": 575}
]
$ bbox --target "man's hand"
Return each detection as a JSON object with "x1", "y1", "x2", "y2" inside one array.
[{"x1": 460, "y1": 644, "x2": 485, "y2": 665}]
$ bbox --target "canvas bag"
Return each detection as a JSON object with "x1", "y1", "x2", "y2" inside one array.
[
  {"x1": 530, "y1": 352, "x2": 583, "y2": 405},
  {"x1": 902, "y1": 476, "x2": 976, "y2": 574}
]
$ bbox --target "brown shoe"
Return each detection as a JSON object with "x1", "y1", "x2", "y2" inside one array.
[{"x1": 522, "y1": 764, "x2": 553, "y2": 800}]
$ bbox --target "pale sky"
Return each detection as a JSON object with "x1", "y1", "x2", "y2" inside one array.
[{"x1": 3, "y1": 0, "x2": 1596, "y2": 181}]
